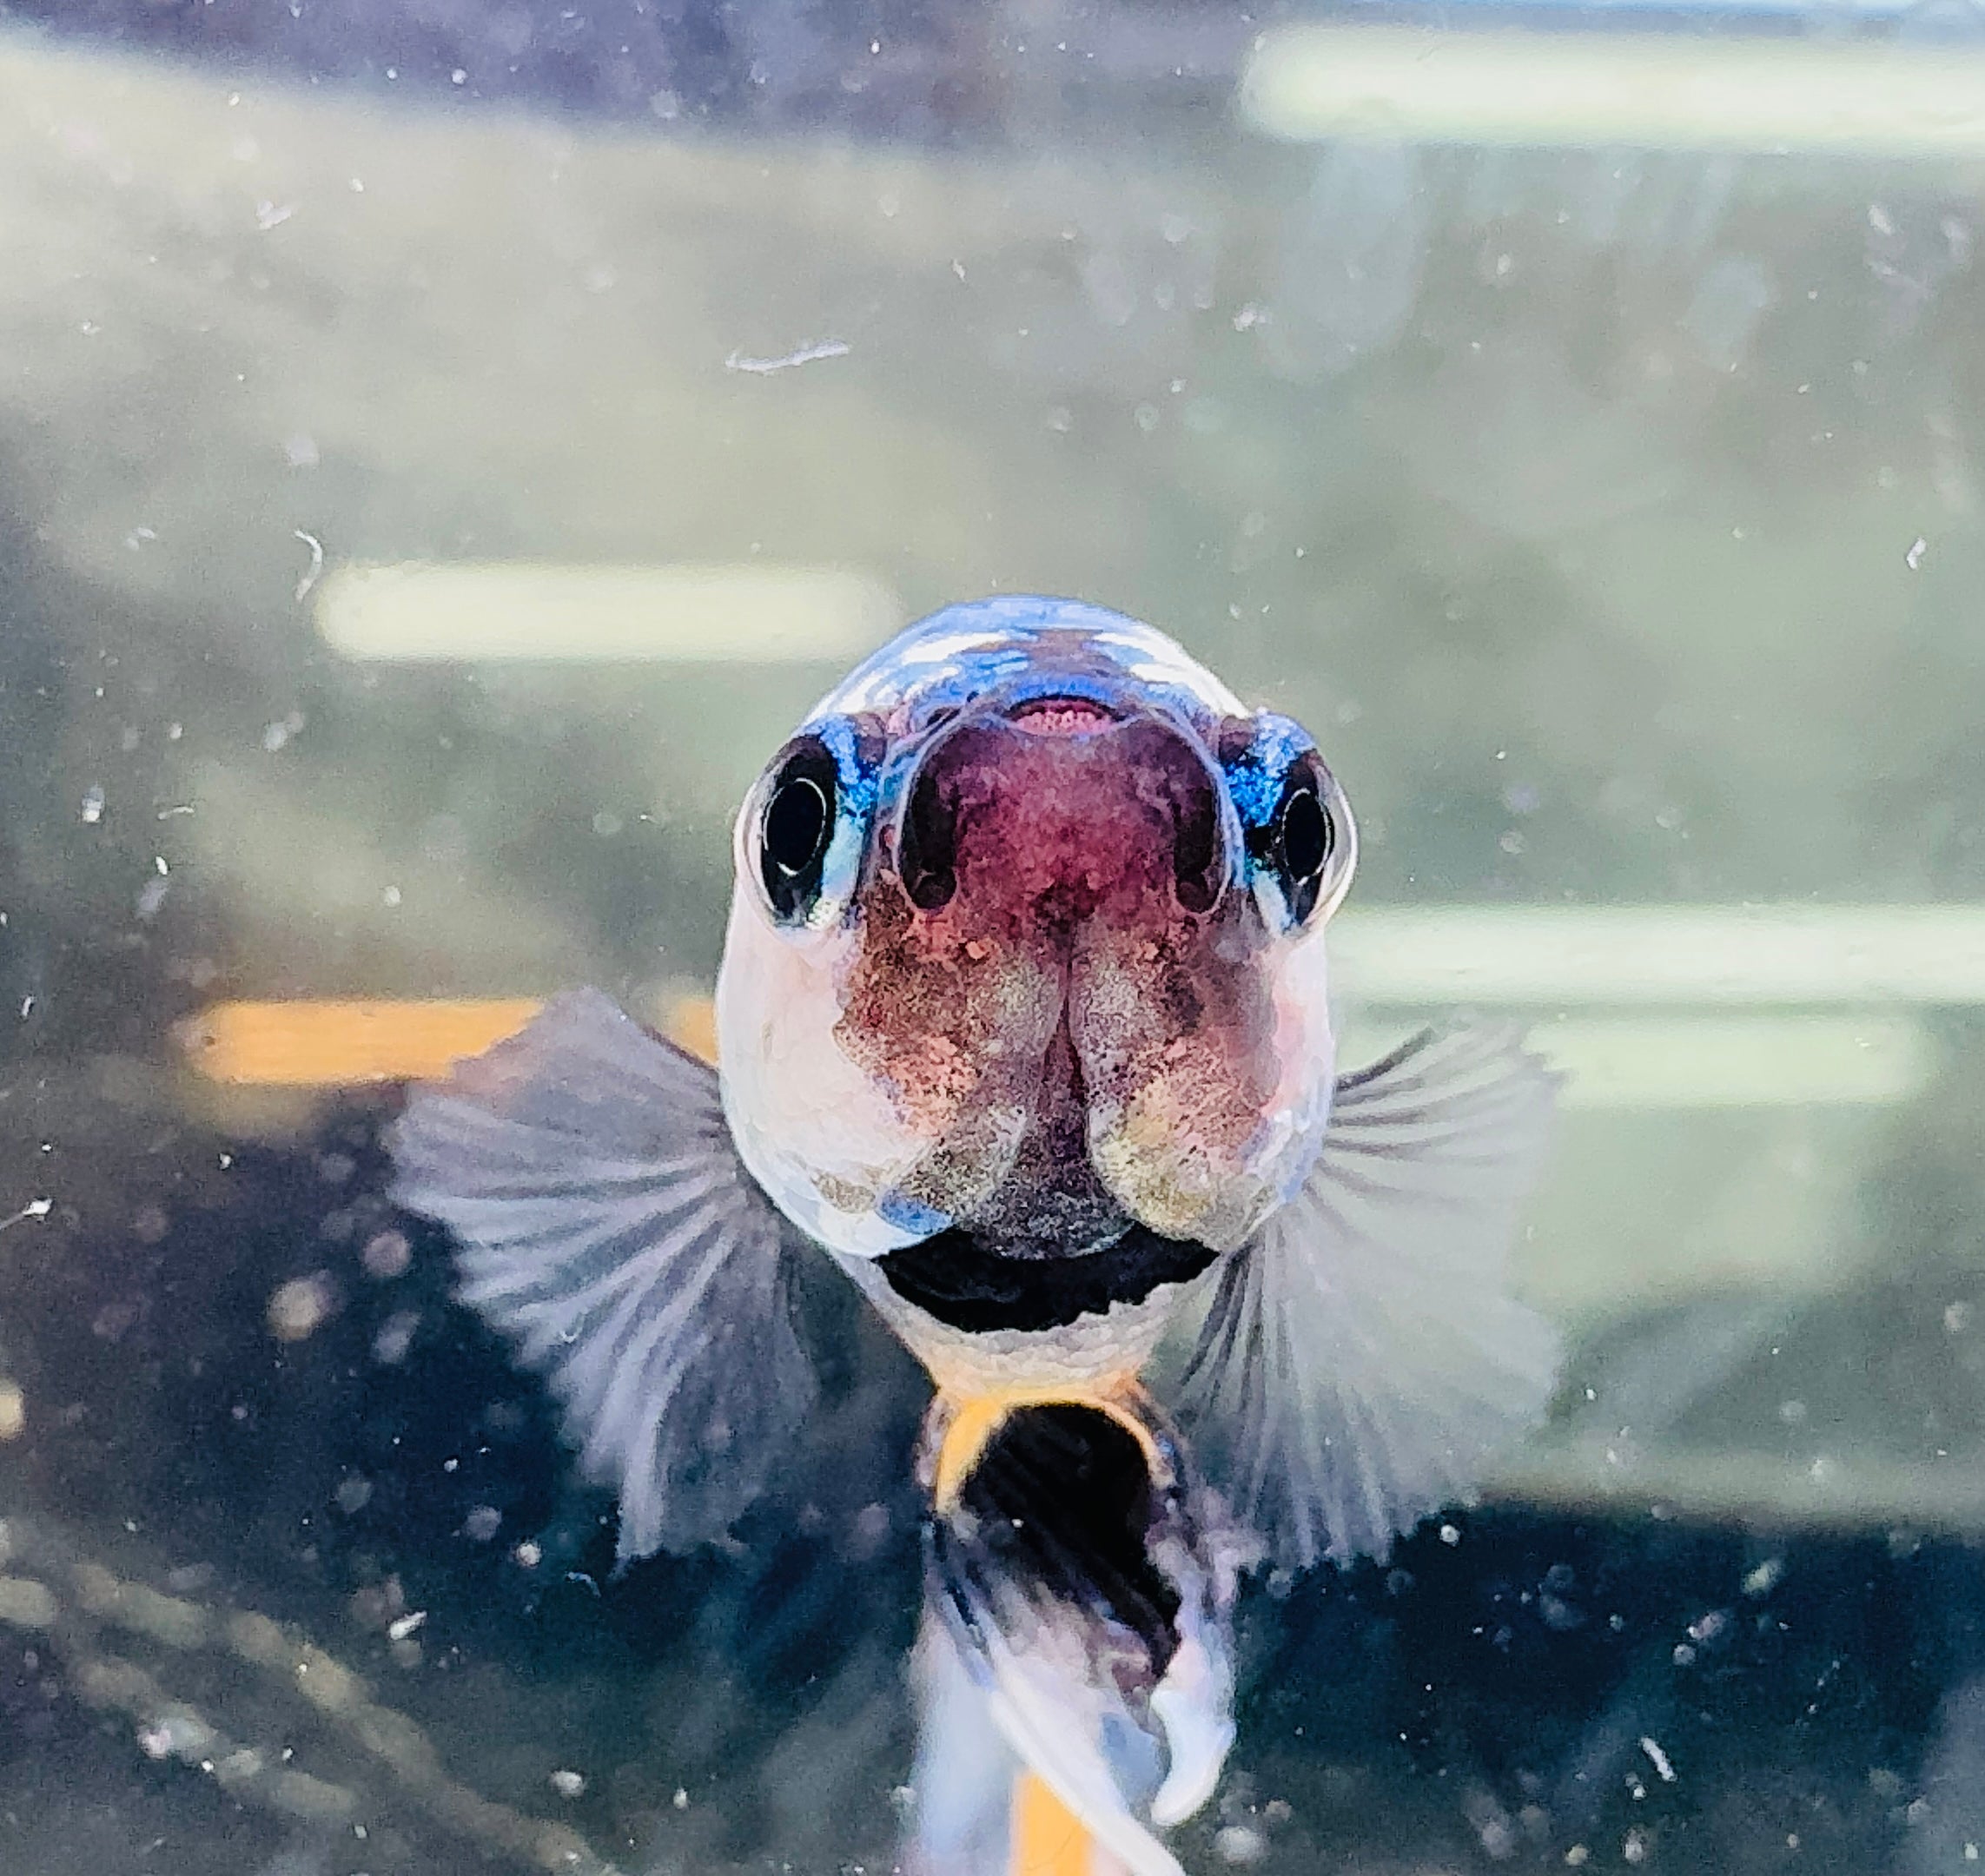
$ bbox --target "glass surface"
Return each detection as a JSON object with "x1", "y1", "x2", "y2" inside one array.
[{"x1": 2, "y1": 2, "x2": 1984, "y2": 1870}]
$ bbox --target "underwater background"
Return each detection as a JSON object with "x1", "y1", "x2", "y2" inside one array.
[{"x1": 3, "y1": 1, "x2": 1985, "y2": 1868}]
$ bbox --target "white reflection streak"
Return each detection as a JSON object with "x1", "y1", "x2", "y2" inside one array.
[
  {"x1": 724, "y1": 339, "x2": 851, "y2": 374},
  {"x1": 293, "y1": 529, "x2": 324, "y2": 604}
]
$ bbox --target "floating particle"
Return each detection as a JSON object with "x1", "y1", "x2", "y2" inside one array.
[
  {"x1": 334, "y1": 1477, "x2": 374, "y2": 1516},
  {"x1": 724, "y1": 339, "x2": 850, "y2": 374},
  {"x1": 268, "y1": 1274, "x2": 335, "y2": 1342},
  {"x1": 361, "y1": 1231, "x2": 412, "y2": 1280},
  {"x1": 1743, "y1": 1558, "x2": 1785, "y2": 1598},
  {"x1": 463, "y1": 1506, "x2": 502, "y2": 1543},
  {"x1": 550, "y1": 1769, "x2": 586, "y2": 1800},
  {"x1": 1214, "y1": 1825, "x2": 1267, "y2": 1865},
  {"x1": 372, "y1": 1311, "x2": 419, "y2": 1365}
]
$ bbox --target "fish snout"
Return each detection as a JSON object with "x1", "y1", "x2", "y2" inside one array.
[{"x1": 891, "y1": 698, "x2": 1234, "y2": 932}]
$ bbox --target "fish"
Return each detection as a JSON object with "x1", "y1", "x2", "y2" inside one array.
[{"x1": 387, "y1": 594, "x2": 1561, "y2": 1876}]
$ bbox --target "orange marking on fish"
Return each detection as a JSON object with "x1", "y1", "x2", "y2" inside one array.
[
  {"x1": 930, "y1": 1377, "x2": 1160, "y2": 1511},
  {"x1": 1012, "y1": 1772, "x2": 1094, "y2": 1876}
]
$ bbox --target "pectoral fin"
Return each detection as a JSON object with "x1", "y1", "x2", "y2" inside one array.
[
  {"x1": 1173, "y1": 1021, "x2": 1561, "y2": 1569},
  {"x1": 388, "y1": 988, "x2": 818, "y2": 1563}
]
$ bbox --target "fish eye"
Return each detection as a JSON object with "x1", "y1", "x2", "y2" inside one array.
[
  {"x1": 1221, "y1": 716, "x2": 1356, "y2": 933},
  {"x1": 1273, "y1": 773, "x2": 1334, "y2": 925},
  {"x1": 766, "y1": 774, "x2": 830, "y2": 875},
  {"x1": 758, "y1": 739, "x2": 840, "y2": 923}
]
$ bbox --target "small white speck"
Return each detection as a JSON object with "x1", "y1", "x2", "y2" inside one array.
[
  {"x1": 1742, "y1": 1557, "x2": 1785, "y2": 1597},
  {"x1": 1639, "y1": 1737, "x2": 1676, "y2": 1783},
  {"x1": 1906, "y1": 536, "x2": 1928, "y2": 571},
  {"x1": 387, "y1": 1610, "x2": 427, "y2": 1642},
  {"x1": 550, "y1": 1769, "x2": 586, "y2": 1799},
  {"x1": 80, "y1": 786, "x2": 105, "y2": 825},
  {"x1": 1439, "y1": 1523, "x2": 1461, "y2": 1546},
  {"x1": 672, "y1": 1787, "x2": 689, "y2": 1810},
  {"x1": 255, "y1": 201, "x2": 294, "y2": 231},
  {"x1": 381, "y1": 885, "x2": 401, "y2": 908}
]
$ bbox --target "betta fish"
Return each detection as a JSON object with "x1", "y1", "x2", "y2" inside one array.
[{"x1": 388, "y1": 596, "x2": 1559, "y2": 1876}]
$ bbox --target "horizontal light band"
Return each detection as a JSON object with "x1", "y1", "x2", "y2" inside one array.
[
  {"x1": 1243, "y1": 23, "x2": 1985, "y2": 157},
  {"x1": 1344, "y1": 1014, "x2": 1933, "y2": 1108},
  {"x1": 184, "y1": 996, "x2": 1932, "y2": 1108},
  {"x1": 316, "y1": 562, "x2": 901, "y2": 664},
  {"x1": 1497, "y1": 1443, "x2": 1985, "y2": 1533},
  {"x1": 1331, "y1": 904, "x2": 1985, "y2": 1007},
  {"x1": 179, "y1": 994, "x2": 719, "y2": 1085}
]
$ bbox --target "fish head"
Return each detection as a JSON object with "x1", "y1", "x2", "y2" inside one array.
[{"x1": 715, "y1": 597, "x2": 1355, "y2": 1262}]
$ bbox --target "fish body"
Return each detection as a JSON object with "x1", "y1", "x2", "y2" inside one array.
[{"x1": 389, "y1": 597, "x2": 1560, "y2": 1876}]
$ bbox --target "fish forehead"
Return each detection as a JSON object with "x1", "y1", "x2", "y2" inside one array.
[{"x1": 810, "y1": 596, "x2": 1248, "y2": 729}]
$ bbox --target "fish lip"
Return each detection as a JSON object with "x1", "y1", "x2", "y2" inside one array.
[{"x1": 879, "y1": 673, "x2": 1247, "y2": 918}]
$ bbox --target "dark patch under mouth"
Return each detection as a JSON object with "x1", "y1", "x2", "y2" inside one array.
[{"x1": 877, "y1": 1225, "x2": 1218, "y2": 1332}]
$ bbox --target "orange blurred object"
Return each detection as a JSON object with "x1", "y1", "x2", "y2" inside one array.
[
  {"x1": 1012, "y1": 1773, "x2": 1095, "y2": 1876},
  {"x1": 179, "y1": 993, "x2": 720, "y2": 1084}
]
